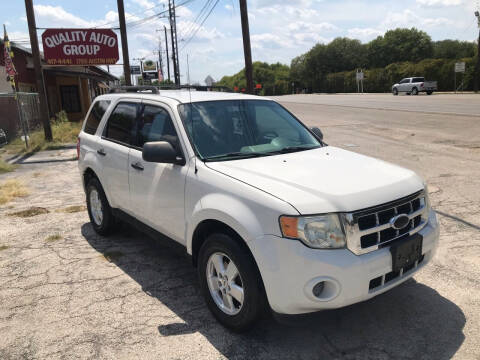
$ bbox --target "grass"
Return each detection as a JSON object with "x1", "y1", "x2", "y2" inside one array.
[
  {"x1": 56, "y1": 205, "x2": 87, "y2": 213},
  {"x1": 102, "y1": 251, "x2": 124, "y2": 262},
  {"x1": 0, "y1": 179, "x2": 29, "y2": 205},
  {"x1": 4, "y1": 112, "x2": 82, "y2": 156},
  {"x1": 45, "y1": 234, "x2": 63, "y2": 242},
  {"x1": 0, "y1": 160, "x2": 17, "y2": 174},
  {"x1": 8, "y1": 206, "x2": 49, "y2": 218},
  {"x1": 0, "y1": 245, "x2": 9, "y2": 251}
]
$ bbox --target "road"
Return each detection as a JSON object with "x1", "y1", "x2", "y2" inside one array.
[{"x1": 1, "y1": 93, "x2": 479, "y2": 359}]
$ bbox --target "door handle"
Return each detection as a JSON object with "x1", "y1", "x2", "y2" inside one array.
[
  {"x1": 131, "y1": 162, "x2": 144, "y2": 171},
  {"x1": 97, "y1": 149, "x2": 106, "y2": 156}
]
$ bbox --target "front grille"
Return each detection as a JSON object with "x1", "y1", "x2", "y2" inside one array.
[
  {"x1": 343, "y1": 190, "x2": 428, "y2": 255},
  {"x1": 369, "y1": 254, "x2": 425, "y2": 291}
]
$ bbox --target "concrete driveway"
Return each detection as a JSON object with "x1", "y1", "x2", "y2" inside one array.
[{"x1": 1, "y1": 93, "x2": 479, "y2": 359}]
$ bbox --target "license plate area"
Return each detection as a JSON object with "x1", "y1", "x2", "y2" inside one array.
[{"x1": 390, "y1": 234, "x2": 423, "y2": 273}]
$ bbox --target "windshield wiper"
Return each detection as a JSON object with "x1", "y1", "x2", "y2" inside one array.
[
  {"x1": 204, "y1": 151, "x2": 266, "y2": 161},
  {"x1": 268, "y1": 145, "x2": 319, "y2": 154}
]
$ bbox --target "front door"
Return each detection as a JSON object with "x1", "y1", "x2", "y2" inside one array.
[{"x1": 128, "y1": 101, "x2": 189, "y2": 244}]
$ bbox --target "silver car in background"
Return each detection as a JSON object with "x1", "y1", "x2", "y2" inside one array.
[{"x1": 392, "y1": 77, "x2": 437, "y2": 96}]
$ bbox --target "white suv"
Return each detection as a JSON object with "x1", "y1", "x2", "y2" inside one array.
[{"x1": 78, "y1": 87, "x2": 439, "y2": 331}]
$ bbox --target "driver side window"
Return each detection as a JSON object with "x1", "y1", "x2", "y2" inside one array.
[{"x1": 134, "y1": 105, "x2": 178, "y2": 149}]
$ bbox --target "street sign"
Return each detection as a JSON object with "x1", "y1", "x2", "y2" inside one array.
[
  {"x1": 130, "y1": 65, "x2": 141, "y2": 75},
  {"x1": 455, "y1": 62, "x2": 465, "y2": 73},
  {"x1": 142, "y1": 61, "x2": 157, "y2": 73},
  {"x1": 41, "y1": 28, "x2": 119, "y2": 66},
  {"x1": 255, "y1": 84, "x2": 262, "y2": 89},
  {"x1": 356, "y1": 72, "x2": 364, "y2": 81}
]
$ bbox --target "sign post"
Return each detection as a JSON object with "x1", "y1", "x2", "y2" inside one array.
[
  {"x1": 356, "y1": 70, "x2": 364, "y2": 93},
  {"x1": 454, "y1": 62, "x2": 466, "y2": 93},
  {"x1": 41, "y1": 28, "x2": 119, "y2": 66}
]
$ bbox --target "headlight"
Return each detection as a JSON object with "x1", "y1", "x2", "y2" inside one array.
[{"x1": 279, "y1": 214, "x2": 346, "y2": 249}]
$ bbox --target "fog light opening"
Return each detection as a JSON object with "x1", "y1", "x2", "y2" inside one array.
[{"x1": 312, "y1": 281, "x2": 325, "y2": 298}]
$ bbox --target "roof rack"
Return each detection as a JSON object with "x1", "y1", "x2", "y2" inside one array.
[{"x1": 109, "y1": 86, "x2": 159, "y2": 94}]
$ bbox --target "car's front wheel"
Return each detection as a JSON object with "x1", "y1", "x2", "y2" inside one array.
[
  {"x1": 392, "y1": 87, "x2": 398, "y2": 96},
  {"x1": 86, "y1": 177, "x2": 115, "y2": 236},
  {"x1": 198, "y1": 233, "x2": 266, "y2": 332}
]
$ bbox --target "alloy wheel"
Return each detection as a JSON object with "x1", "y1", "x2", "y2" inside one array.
[{"x1": 206, "y1": 252, "x2": 244, "y2": 315}]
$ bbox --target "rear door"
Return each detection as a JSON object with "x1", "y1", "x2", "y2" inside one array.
[
  {"x1": 128, "y1": 101, "x2": 189, "y2": 243},
  {"x1": 96, "y1": 99, "x2": 141, "y2": 211}
]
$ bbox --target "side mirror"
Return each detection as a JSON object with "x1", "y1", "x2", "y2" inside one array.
[
  {"x1": 142, "y1": 141, "x2": 185, "y2": 165},
  {"x1": 310, "y1": 127, "x2": 323, "y2": 141}
]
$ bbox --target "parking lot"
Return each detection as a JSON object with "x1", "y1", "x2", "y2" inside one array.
[{"x1": 1, "y1": 93, "x2": 479, "y2": 359}]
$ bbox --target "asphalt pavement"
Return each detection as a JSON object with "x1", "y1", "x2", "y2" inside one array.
[{"x1": 0, "y1": 93, "x2": 479, "y2": 359}]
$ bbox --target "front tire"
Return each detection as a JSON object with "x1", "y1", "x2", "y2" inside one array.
[
  {"x1": 86, "y1": 177, "x2": 115, "y2": 236},
  {"x1": 412, "y1": 87, "x2": 418, "y2": 95},
  {"x1": 198, "y1": 233, "x2": 266, "y2": 332},
  {"x1": 392, "y1": 88, "x2": 398, "y2": 96}
]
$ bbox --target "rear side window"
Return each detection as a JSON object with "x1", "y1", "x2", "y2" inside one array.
[
  {"x1": 104, "y1": 102, "x2": 139, "y2": 145},
  {"x1": 413, "y1": 77, "x2": 424, "y2": 83},
  {"x1": 84, "y1": 100, "x2": 110, "y2": 135},
  {"x1": 135, "y1": 105, "x2": 177, "y2": 148}
]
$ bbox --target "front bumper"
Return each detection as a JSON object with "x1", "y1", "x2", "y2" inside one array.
[{"x1": 249, "y1": 210, "x2": 439, "y2": 315}]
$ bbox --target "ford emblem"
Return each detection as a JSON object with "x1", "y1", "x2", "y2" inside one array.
[{"x1": 390, "y1": 214, "x2": 410, "y2": 230}]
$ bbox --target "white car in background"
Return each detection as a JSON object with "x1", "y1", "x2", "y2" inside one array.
[
  {"x1": 77, "y1": 86, "x2": 439, "y2": 331},
  {"x1": 392, "y1": 77, "x2": 437, "y2": 95}
]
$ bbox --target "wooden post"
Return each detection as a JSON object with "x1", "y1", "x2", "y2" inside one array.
[
  {"x1": 24, "y1": 0, "x2": 52, "y2": 141},
  {"x1": 117, "y1": 0, "x2": 131, "y2": 86},
  {"x1": 239, "y1": 0, "x2": 253, "y2": 94}
]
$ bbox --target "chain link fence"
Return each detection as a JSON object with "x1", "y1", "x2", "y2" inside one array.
[{"x1": 0, "y1": 92, "x2": 41, "y2": 144}]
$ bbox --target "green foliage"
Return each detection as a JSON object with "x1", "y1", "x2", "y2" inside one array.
[
  {"x1": 433, "y1": 40, "x2": 476, "y2": 59},
  {"x1": 216, "y1": 62, "x2": 291, "y2": 95}
]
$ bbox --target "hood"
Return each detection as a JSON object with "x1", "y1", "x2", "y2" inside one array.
[{"x1": 205, "y1": 146, "x2": 424, "y2": 214}]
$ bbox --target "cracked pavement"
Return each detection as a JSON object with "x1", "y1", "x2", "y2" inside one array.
[{"x1": 1, "y1": 94, "x2": 479, "y2": 359}]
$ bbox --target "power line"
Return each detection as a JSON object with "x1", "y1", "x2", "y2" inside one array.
[
  {"x1": 180, "y1": 0, "x2": 219, "y2": 50},
  {"x1": 179, "y1": 0, "x2": 213, "y2": 39}
]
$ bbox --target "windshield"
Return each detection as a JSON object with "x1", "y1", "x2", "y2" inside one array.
[{"x1": 178, "y1": 100, "x2": 321, "y2": 161}]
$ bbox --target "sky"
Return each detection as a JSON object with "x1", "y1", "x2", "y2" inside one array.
[{"x1": 2, "y1": 0, "x2": 479, "y2": 84}]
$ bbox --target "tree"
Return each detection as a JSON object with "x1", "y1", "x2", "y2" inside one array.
[{"x1": 433, "y1": 40, "x2": 475, "y2": 59}]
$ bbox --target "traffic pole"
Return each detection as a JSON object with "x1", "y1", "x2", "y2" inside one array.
[
  {"x1": 24, "y1": 0, "x2": 52, "y2": 141},
  {"x1": 117, "y1": 0, "x2": 131, "y2": 86},
  {"x1": 239, "y1": 0, "x2": 253, "y2": 94}
]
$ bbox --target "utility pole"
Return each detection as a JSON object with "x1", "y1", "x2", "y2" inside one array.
[
  {"x1": 168, "y1": 0, "x2": 181, "y2": 86},
  {"x1": 24, "y1": 0, "x2": 52, "y2": 141},
  {"x1": 239, "y1": 0, "x2": 253, "y2": 94},
  {"x1": 475, "y1": 11, "x2": 480, "y2": 93},
  {"x1": 117, "y1": 0, "x2": 131, "y2": 86},
  {"x1": 164, "y1": 26, "x2": 171, "y2": 82},
  {"x1": 156, "y1": 29, "x2": 164, "y2": 81}
]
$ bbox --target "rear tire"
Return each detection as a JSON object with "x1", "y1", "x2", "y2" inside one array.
[
  {"x1": 198, "y1": 233, "x2": 266, "y2": 332},
  {"x1": 86, "y1": 177, "x2": 115, "y2": 236},
  {"x1": 427, "y1": 91, "x2": 433, "y2": 95},
  {"x1": 392, "y1": 88, "x2": 398, "y2": 96},
  {"x1": 412, "y1": 87, "x2": 418, "y2": 95}
]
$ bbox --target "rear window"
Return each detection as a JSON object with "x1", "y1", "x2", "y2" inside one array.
[
  {"x1": 413, "y1": 77, "x2": 424, "y2": 83},
  {"x1": 104, "y1": 102, "x2": 139, "y2": 145},
  {"x1": 84, "y1": 100, "x2": 110, "y2": 135}
]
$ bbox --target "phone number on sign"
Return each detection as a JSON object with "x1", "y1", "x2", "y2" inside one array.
[{"x1": 46, "y1": 58, "x2": 118, "y2": 65}]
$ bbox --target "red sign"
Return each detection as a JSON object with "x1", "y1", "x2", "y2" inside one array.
[
  {"x1": 41, "y1": 28, "x2": 119, "y2": 66},
  {"x1": 255, "y1": 84, "x2": 262, "y2": 89},
  {"x1": 233, "y1": 86, "x2": 239, "y2": 91}
]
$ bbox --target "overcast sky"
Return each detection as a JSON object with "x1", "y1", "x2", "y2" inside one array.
[{"x1": 3, "y1": 0, "x2": 479, "y2": 84}]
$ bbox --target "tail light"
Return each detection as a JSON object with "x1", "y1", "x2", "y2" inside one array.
[
  {"x1": 420, "y1": 83, "x2": 424, "y2": 87},
  {"x1": 76, "y1": 137, "x2": 80, "y2": 159}
]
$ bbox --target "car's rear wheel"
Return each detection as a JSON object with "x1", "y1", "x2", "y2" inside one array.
[
  {"x1": 86, "y1": 177, "x2": 115, "y2": 236},
  {"x1": 392, "y1": 88, "x2": 398, "y2": 96},
  {"x1": 412, "y1": 87, "x2": 418, "y2": 95},
  {"x1": 427, "y1": 91, "x2": 433, "y2": 95},
  {"x1": 198, "y1": 233, "x2": 266, "y2": 332}
]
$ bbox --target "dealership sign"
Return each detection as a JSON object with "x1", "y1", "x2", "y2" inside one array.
[{"x1": 41, "y1": 28, "x2": 119, "y2": 66}]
